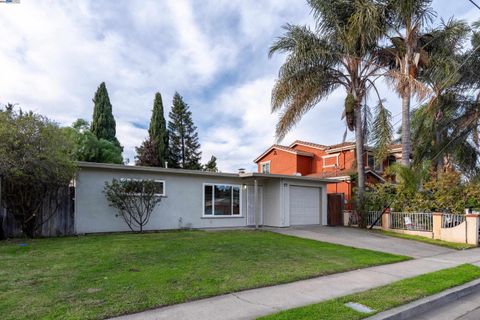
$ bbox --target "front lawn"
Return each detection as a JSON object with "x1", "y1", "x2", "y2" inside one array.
[
  {"x1": 260, "y1": 264, "x2": 480, "y2": 320},
  {"x1": 0, "y1": 230, "x2": 407, "y2": 319},
  {"x1": 375, "y1": 230, "x2": 476, "y2": 250}
]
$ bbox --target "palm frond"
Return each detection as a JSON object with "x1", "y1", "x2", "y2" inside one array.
[{"x1": 371, "y1": 100, "x2": 393, "y2": 161}]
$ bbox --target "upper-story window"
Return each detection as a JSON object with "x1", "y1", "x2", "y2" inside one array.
[
  {"x1": 260, "y1": 161, "x2": 270, "y2": 173},
  {"x1": 387, "y1": 155, "x2": 396, "y2": 167},
  {"x1": 322, "y1": 154, "x2": 339, "y2": 168},
  {"x1": 367, "y1": 154, "x2": 383, "y2": 172}
]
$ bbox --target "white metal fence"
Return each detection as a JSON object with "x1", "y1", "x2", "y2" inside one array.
[
  {"x1": 365, "y1": 211, "x2": 382, "y2": 227},
  {"x1": 441, "y1": 214, "x2": 465, "y2": 228},
  {"x1": 390, "y1": 212, "x2": 433, "y2": 231}
]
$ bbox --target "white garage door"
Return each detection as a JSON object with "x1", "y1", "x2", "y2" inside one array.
[{"x1": 289, "y1": 186, "x2": 320, "y2": 225}]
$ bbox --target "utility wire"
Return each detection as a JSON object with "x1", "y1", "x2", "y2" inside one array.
[{"x1": 467, "y1": 0, "x2": 480, "y2": 11}]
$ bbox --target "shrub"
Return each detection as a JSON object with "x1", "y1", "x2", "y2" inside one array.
[
  {"x1": 104, "y1": 179, "x2": 162, "y2": 232},
  {"x1": 0, "y1": 107, "x2": 76, "y2": 238}
]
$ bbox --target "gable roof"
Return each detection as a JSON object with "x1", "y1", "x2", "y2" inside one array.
[
  {"x1": 289, "y1": 140, "x2": 327, "y2": 150},
  {"x1": 253, "y1": 144, "x2": 314, "y2": 163}
]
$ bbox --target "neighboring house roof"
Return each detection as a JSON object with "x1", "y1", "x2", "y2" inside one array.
[
  {"x1": 289, "y1": 140, "x2": 327, "y2": 150},
  {"x1": 325, "y1": 142, "x2": 357, "y2": 153},
  {"x1": 253, "y1": 144, "x2": 314, "y2": 163},
  {"x1": 77, "y1": 162, "x2": 337, "y2": 183}
]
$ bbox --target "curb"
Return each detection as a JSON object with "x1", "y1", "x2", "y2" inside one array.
[{"x1": 366, "y1": 278, "x2": 480, "y2": 320}]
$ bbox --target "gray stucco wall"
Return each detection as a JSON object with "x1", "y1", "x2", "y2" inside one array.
[
  {"x1": 75, "y1": 167, "x2": 248, "y2": 234},
  {"x1": 262, "y1": 179, "x2": 283, "y2": 227}
]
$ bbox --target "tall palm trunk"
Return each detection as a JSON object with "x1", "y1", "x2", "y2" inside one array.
[
  {"x1": 354, "y1": 99, "x2": 366, "y2": 224},
  {"x1": 401, "y1": 86, "x2": 411, "y2": 167}
]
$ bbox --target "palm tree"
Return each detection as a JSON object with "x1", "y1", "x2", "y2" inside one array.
[
  {"x1": 412, "y1": 20, "x2": 480, "y2": 177},
  {"x1": 269, "y1": 0, "x2": 388, "y2": 218},
  {"x1": 382, "y1": 0, "x2": 435, "y2": 167}
]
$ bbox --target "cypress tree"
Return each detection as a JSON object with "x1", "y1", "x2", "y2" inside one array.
[
  {"x1": 149, "y1": 92, "x2": 169, "y2": 166},
  {"x1": 91, "y1": 82, "x2": 122, "y2": 149},
  {"x1": 135, "y1": 92, "x2": 169, "y2": 167},
  {"x1": 168, "y1": 92, "x2": 202, "y2": 169}
]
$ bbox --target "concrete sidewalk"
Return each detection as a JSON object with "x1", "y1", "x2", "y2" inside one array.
[
  {"x1": 270, "y1": 226, "x2": 454, "y2": 258},
  {"x1": 111, "y1": 248, "x2": 480, "y2": 320}
]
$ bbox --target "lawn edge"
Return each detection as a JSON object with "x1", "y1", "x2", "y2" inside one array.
[{"x1": 367, "y1": 277, "x2": 480, "y2": 319}]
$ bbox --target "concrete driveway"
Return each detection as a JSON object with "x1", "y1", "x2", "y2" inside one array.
[{"x1": 269, "y1": 226, "x2": 454, "y2": 258}]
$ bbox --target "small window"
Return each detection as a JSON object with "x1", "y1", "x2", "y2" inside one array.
[
  {"x1": 387, "y1": 155, "x2": 396, "y2": 166},
  {"x1": 203, "y1": 184, "x2": 242, "y2": 216},
  {"x1": 121, "y1": 178, "x2": 165, "y2": 196},
  {"x1": 260, "y1": 162, "x2": 270, "y2": 173},
  {"x1": 367, "y1": 154, "x2": 382, "y2": 172},
  {"x1": 367, "y1": 154, "x2": 375, "y2": 168}
]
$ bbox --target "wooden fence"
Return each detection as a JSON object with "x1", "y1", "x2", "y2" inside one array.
[{"x1": 0, "y1": 186, "x2": 75, "y2": 238}]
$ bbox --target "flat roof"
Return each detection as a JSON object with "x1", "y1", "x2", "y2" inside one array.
[{"x1": 77, "y1": 162, "x2": 338, "y2": 183}]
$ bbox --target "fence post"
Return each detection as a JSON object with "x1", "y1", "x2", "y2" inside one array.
[
  {"x1": 432, "y1": 212, "x2": 442, "y2": 240},
  {"x1": 466, "y1": 214, "x2": 479, "y2": 246},
  {"x1": 343, "y1": 211, "x2": 351, "y2": 226},
  {"x1": 382, "y1": 208, "x2": 390, "y2": 230}
]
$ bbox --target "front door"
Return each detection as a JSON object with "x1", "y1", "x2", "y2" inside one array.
[
  {"x1": 327, "y1": 193, "x2": 344, "y2": 226},
  {"x1": 247, "y1": 186, "x2": 263, "y2": 226}
]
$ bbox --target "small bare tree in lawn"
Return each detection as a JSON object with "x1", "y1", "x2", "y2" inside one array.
[{"x1": 104, "y1": 179, "x2": 162, "y2": 232}]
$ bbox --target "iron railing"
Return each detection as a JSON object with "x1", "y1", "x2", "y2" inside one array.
[
  {"x1": 365, "y1": 211, "x2": 382, "y2": 227},
  {"x1": 390, "y1": 212, "x2": 433, "y2": 231},
  {"x1": 441, "y1": 214, "x2": 465, "y2": 228}
]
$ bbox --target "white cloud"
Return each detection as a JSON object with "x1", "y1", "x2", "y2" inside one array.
[{"x1": 0, "y1": 0, "x2": 472, "y2": 172}]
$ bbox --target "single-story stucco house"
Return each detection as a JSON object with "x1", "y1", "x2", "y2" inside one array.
[{"x1": 74, "y1": 162, "x2": 334, "y2": 234}]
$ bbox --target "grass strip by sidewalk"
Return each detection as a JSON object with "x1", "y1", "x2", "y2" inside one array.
[
  {"x1": 259, "y1": 264, "x2": 480, "y2": 320},
  {"x1": 376, "y1": 230, "x2": 476, "y2": 250}
]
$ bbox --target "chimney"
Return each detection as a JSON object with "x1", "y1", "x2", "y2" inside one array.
[{"x1": 238, "y1": 168, "x2": 246, "y2": 174}]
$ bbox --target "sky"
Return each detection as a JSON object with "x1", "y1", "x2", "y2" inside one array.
[{"x1": 0, "y1": 0, "x2": 478, "y2": 172}]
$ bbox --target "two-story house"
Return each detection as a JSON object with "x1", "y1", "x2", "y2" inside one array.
[{"x1": 254, "y1": 140, "x2": 401, "y2": 209}]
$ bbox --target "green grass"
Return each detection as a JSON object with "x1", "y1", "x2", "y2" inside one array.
[
  {"x1": 259, "y1": 264, "x2": 480, "y2": 320},
  {"x1": 0, "y1": 230, "x2": 408, "y2": 320},
  {"x1": 375, "y1": 230, "x2": 476, "y2": 250}
]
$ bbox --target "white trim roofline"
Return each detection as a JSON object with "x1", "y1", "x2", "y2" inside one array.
[{"x1": 253, "y1": 145, "x2": 314, "y2": 163}]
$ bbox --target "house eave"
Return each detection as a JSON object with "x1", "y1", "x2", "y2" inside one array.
[{"x1": 253, "y1": 145, "x2": 314, "y2": 163}]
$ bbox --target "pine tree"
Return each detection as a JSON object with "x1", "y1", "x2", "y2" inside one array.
[
  {"x1": 91, "y1": 82, "x2": 122, "y2": 149},
  {"x1": 168, "y1": 92, "x2": 202, "y2": 169},
  {"x1": 203, "y1": 155, "x2": 218, "y2": 172}
]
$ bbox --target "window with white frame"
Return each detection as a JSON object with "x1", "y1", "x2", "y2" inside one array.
[
  {"x1": 260, "y1": 161, "x2": 270, "y2": 173},
  {"x1": 120, "y1": 178, "x2": 165, "y2": 196},
  {"x1": 203, "y1": 184, "x2": 241, "y2": 216},
  {"x1": 322, "y1": 154, "x2": 339, "y2": 168}
]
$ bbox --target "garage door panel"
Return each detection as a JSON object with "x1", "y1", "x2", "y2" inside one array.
[{"x1": 289, "y1": 186, "x2": 320, "y2": 225}]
